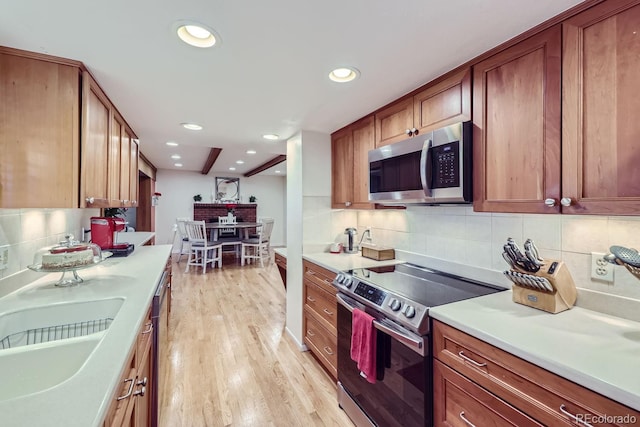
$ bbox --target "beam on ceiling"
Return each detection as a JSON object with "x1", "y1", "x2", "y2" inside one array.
[
  {"x1": 201, "y1": 148, "x2": 223, "y2": 175},
  {"x1": 244, "y1": 155, "x2": 286, "y2": 177}
]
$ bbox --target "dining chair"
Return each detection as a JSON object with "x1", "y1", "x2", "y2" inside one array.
[
  {"x1": 240, "y1": 218, "x2": 274, "y2": 267},
  {"x1": 175, "y1": 217, "x2": 191, "y2": 262},
  {"x1": 218, "y1": 215, "x2": 237, "y2": 238},
  {"x1": 184, "y1": 220, "x2": 222, "y2": 274}
]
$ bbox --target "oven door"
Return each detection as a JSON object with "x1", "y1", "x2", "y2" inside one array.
[{"x1": 337, "y1": 293, "x2": 431, "y2": 427}]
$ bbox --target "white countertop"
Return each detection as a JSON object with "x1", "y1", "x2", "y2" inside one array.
[
  {"x1": 0, "y1": 244, "x2": 172, "y2": 427},
  {"x1": 302, "y1": 251, "x2": 404, "y2": 273},
  {"x1": 430, "y1": 291, "x2": 640, "y2": 411},
  {"x1": 115, "y1": 231, "x2": 155, "y2": 248}
]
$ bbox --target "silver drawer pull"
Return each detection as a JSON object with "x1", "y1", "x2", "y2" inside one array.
[
  {"x1": 559, "y1": 404, "x2": 593, "y2": 427},
  {"x1": 116, "y1": 377, "x2": 135, "y2": 401},
  {"x1": 307, "y1": 329, "x2": 315, "y2": 337},
  {"x1": 133, "y1": 386, "x2": 146, "y2": 397},
  {"x1": 323, "y1": 346, "x2": 334, "y2": 355},
  {"x1": 458, "y1": 351, "x2": 487, "y2": 368},
  {"x1": 459, "y1": 411, "x2": 476, "y2": 427},
  {"x1": 323, "y1": 308, "x2": 334, "y2": 316},
  {"x1": 306, "y1": 296, "x2": 316, "y2": 302}
]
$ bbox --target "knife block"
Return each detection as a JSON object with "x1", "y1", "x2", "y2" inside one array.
[{"x1": 507, "y1": 260, "x2": 577, "y2": 314}]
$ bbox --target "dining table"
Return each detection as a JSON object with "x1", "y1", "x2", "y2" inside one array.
[{"x1": 205, "y1": 222, "x2": 262, "y2": 241}]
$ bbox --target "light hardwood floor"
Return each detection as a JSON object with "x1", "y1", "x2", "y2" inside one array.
[{"x1": 159, "y1": 253, "x2": 353, "y2": 427}]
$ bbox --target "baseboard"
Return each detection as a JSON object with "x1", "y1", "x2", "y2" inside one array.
[{"x1": 285, "y1": 326, "x2": 308, "y2": 351}]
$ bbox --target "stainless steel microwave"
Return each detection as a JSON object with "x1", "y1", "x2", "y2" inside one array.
[{"x1": 368, "y1": 121, "x2": 472, "y2": 204}]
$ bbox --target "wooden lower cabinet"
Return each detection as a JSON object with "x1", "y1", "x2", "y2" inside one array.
[
  {"x1": 434, "y1": 360, "x2": 541, "y2": 427},
  {"x1": 275, "y1": 252, "x2": 286, "y2": 288},
  {"x1": 104, "y1": 307, "x2": 153, "y2": 427},
  {"x1": 302, "y1": 260, "x2": 338, "y2": 379},
  {"x1": 433, "y1": 320, "x2": 640, "y2": 427}
]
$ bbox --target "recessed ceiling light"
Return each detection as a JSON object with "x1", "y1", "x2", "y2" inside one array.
[
  {"x1": 236, "y1": 160, "x2": 244, "y2": 164},
  {"x1": 262, "y1": 134, "x2": 279, "y2": 140},
  {"x1": 246, "y1": 150, "x2": 257, "y2": 155},
  {"x1": 275, "y1": 170, "x2": 281, "y2": 174},
  {"x1": 174, "y1": 163, "x2": 183, "y2": 167},
  {"x1": 171, "y1": 154, "x2": 181, "y2": 159},
  {"x1": 329, "y1": 67, "x2": 360, "y2": 83},
  {"x1": 229, "y1": 167, "x2": 236, "y2": 171},
  {"x1": 166, "y1": 141, "x2": 179, "y2": 146},
  {"x1": 174, "y1": 21, "x2": 220, "y2": 48},
  {"x1": 181, "y1": 122, "x2": 203, "y2": 131}
]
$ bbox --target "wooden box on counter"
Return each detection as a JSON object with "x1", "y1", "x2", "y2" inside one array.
[{"x1": 361, "y1": 245, "x2": 395, "y2": 261}]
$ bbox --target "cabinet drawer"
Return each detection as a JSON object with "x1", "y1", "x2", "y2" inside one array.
[
  {"x1": 303, "y1": 311, "x2": 337, "y2": 379},
  {"x1": 433, "y1": 320, "x2": 640, "y2": 427},
  {"x1": 303, "y1": 260, "x2": 336, "y2": 294},
  {"x1": 434, "y1": 360, "x2": 541, "y2": 427},
  {"x1": 304, "y1": 280, "x2": 337, "y2": 333},
  {"x1": 136, "y1": 307, "x2": 153, "y2": 368}
]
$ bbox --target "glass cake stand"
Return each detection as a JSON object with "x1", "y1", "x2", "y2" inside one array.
[{"x1": 28, "y1": 239, "x2": 112, "y2": 286}]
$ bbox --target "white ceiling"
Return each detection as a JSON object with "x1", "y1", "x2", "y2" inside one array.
[{"x1": 1, "y1": 0, "x2": 584, "y2": 177}]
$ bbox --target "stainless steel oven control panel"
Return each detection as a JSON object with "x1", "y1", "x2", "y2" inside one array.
[{"x1": 333, "y1": 272, "x2": 430, "y2": 335}]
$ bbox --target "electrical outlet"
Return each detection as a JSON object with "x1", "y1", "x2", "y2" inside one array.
[
  {"x1": 591, "y1": 252, "x2": 614, "y2": 283},
  {"x1": 0, "y1": 245, "x2": 9, "y2": 270},
  {"x1": 366, "y1": 226, "x2": 372, "y2": 241}
]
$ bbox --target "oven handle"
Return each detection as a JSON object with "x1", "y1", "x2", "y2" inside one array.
[{"x1": 337, "y1": 293, "x2": 426, "y2": 356}]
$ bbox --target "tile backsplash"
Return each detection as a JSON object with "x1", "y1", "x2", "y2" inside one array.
[
  {"x1": 304, "y1": 198, "x2": 640, "y2": 312},
  {"x1": 0, "y1": 208, "x2": 98, "y2": 280}
]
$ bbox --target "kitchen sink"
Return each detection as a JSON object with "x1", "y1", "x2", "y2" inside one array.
[
  {"x1": 0, "y1": 297, "x2": 124, "y2": 350},
  {"x1": 0, "y1": 336, "x2": 100, "y2": 401}
]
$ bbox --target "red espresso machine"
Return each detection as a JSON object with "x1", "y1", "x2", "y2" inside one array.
[{"x1": 90, "y1": 217, "x2": 134, "y2": 256}]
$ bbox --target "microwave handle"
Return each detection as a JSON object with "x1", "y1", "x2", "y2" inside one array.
[{"x1": 420, "y1": 139, "x2": 433, "y2": 196}]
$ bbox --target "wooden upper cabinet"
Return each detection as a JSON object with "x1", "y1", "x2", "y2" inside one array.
[
  {"x1": 375, "y1": 68, "x2": 471, "y2": 147},
  {"x1": 374, "y1": 96, "x2": 414, "y2": 147},
  {"x1": 562, "y1": 0, "x2": 640, "y2": 215},
  {"x1": 108, "y1": 112, "x2": 123, "y2": 206},
  {"x1": 129, "y1": 137, "x2": 139, "y2": 207},
  {"x1": 0, "y1": 51, "x2": 80, "y2": 208},
  {"x1": 473, "y1": 26, "x2": 562, "y2": 213},
  {"x1": 119, "y1": 121, "x2": 131, "y2": 206},
  {"x1": 81, "y1": 71, "x2": 111, "y2": 208},
  {"x1": 331, "y1": 115, "x2": 375, "y2": 209}
]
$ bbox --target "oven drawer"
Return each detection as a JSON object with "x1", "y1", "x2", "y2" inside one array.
[
  {"x1": 303, "y1": 260, "x2": 337, "y2": 294},
  {"x1": 304, "y1": 280, "x2": 337, "y2": 333},
  {"x1": 304, "y1": 310, "x2": 337, "y2": 379},
  {"x1": 434, "y1": 359, "x2": 541, "y2": 427},
  {"x1": 433, "y1": 320, "x2": 640, "y2": 427}
]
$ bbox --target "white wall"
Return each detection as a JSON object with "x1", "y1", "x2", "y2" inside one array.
[{"x1": 155, "y1": 169, "x2": 286, "y2": 248}]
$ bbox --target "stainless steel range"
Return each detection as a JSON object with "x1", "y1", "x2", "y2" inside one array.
[{"x1": 333, "y1": 263, "x2": 505, "y2": 427}]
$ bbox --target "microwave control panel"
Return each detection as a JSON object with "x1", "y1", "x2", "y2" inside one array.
[{"x1": 432, "y1": 141, "x2": 460, "y2": 188}]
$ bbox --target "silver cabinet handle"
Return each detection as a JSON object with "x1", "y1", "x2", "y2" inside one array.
[
  {"x1": 142, "y1": 322, "x2": 153, "y2": 334},
  {"x1": 560, "y1": 197, "x2": 573, "y2": 207},
  {"x1": 116, "y1": 377, "x2": 135, "y2": 401},
  {"x1": 133, "y1": 386, "x2": 146, "y2": 397},
  {"x1": 132, "y1": 200, "x2": 137, "y2": 205},
  {"x1": 559, "y1": 404, "x2": 593, "y2": 427},
  {"x1": 85, "y1": 197, "x2": 95, "y2": 204},
  {"x1": 323, "y1": 308, "x2": 334, "y2": 316},
  {"x1": 137, "y1": 377, "x2": 148, "y2": 387},
  {"x1": 345, "y1": 201, "x2": 352, "y2": 207},
  {"x1": 459, "y1": 411, "x2": 476, "y2": 427},
  {"x1": 458, "y1": 351, "x2": 487, "y2": 368},
  {"x1": 323, "y1": 346, "x2": 334, "y2": 355},
  {"x1": 306, "y1": 296, "x2": 316, "y2": 302},
  {"x1": 544, "y1": 198, "x2": 556, "y2": 207},
  {"x1": 405, "y1": 129, "x2": 412, "y2": 135},
  {"x1": 307, "y1": 329, "x2": 315, "y2": 337},
  {"x1": 411, "y1": 127, "x2": 418, "y2": 135},
  {"x1": 123, "y1": 199, "x2": 129, "y2": 204}
]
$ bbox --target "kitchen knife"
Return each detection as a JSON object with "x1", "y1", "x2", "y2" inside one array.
[
  {"x1": 524, "y1": 239, "x2": 544, "y2": 263},
  {"x1": 507, "y1": 238, "x2": 539, "y2": 273}
]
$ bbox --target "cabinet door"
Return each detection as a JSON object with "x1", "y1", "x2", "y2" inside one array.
[
  {"x1": 473, "y1": 26, "x2": 562, "y2": 213},
  {"x1": 350, "y1": 116, "x2": 375, "y2": 209},
  {"x1": 374, "y1": 96, "x2": 414, "y2": 147},
  {"x1": 413, "y1": 68, "x2": 471, "y2": 134},
  {"x1": 129, "y1": 137, "x2": 139, "y2": 207},
  {"x1": 109, "y1": 113, "x2": 122, "y2": 206},
  {"x1": 331, "y1": 128, "x2": 353, "y2": 208},
  {"x1": 0, "y1": 52, "x2": 80, "y2": 208},
  {"x1": 81, "y1": 71, "x2": 111, "y2": 208},
  {"x1": 562, "y1": 0, "x2": 640, "y2": 215},
  {"x1": 119, "y1": 123, "x2": 131, "y2": 206}
]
